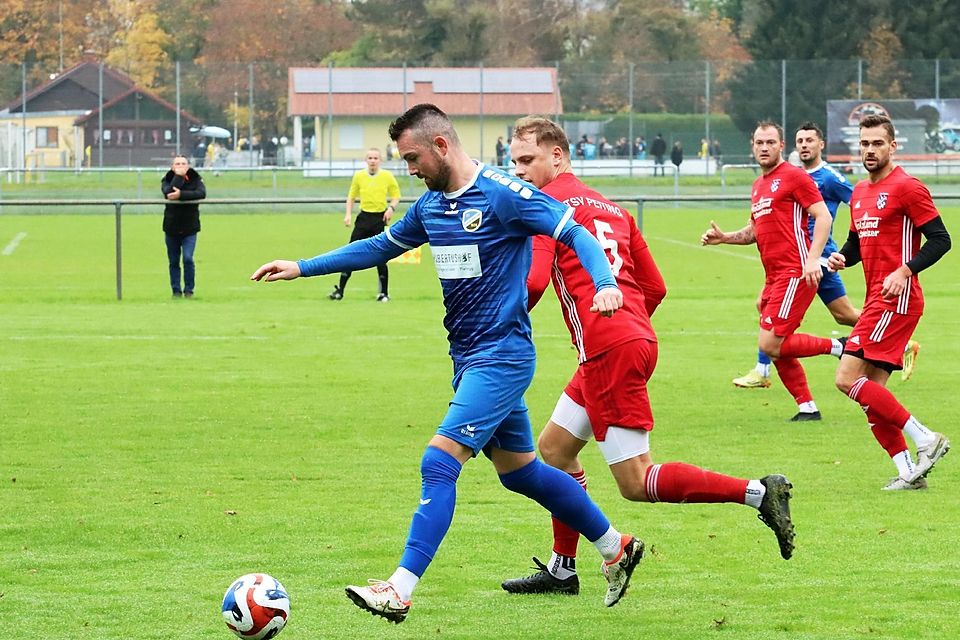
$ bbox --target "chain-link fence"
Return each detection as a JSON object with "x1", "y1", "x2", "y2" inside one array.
[{"x1": 4, "y1": 57, "x2": 960, "y2": 173}]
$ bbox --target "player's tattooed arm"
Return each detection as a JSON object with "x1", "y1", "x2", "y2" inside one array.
[
  {"x1": 701, "y1": 221, "x2": 755, "y2": 246},
  {"x1": 724, "y1": 223, "x2": 756, "y2": 245}
]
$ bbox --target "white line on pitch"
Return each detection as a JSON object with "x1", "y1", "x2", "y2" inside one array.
[
  {"x1": 649, "y1": 236, "x2": 760, "y2": 262},
  {"x1": 2, "y1": 232, "x2": 27, "y2": 256}
]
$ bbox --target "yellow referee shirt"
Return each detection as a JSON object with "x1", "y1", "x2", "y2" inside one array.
[{"x1": 348, "y1": 169, "x2": 401, "y2": 212}]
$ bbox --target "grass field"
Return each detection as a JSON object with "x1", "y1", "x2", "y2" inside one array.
[{"x1": 1, "y1": 200, "x2": 958, "y2": 639}]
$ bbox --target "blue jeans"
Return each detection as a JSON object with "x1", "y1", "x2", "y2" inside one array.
[{"x1": 165, "y1": 233, "x2": 197, "y2": 294}]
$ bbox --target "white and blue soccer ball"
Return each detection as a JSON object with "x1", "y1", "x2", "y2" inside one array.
[{"x1": 221, "y1": 573, "x2": 290, "y2": 640}]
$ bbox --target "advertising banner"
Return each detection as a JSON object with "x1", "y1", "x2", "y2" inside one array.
[{"x1": 826, "y1": 99, "x2": 960, "y2": 161}]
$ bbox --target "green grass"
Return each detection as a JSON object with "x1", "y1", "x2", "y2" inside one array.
[{"x1": 1, "y1": 202, "x2": 958, "y2": 639}]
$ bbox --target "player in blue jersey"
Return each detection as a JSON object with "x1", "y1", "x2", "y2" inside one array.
[
  {"x1": 251, "y1": 104, "x2": 643, "y2": 623},
  {"x1": 731, "y1": 122, "x2": 918, "y2": 392}
]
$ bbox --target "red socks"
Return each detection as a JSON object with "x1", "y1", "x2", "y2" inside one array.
[
  {"x1": 645, "y1": 462, "x2": 749, "y2": 504},
  {"x1": 779, "y1": 333, "x2": 833, "y2": 358},
  {"x1": 773, "y1": 357, "x2": 813, "y2": 404},
  {"x1": 849, "y1": 376, "x2": 911, "y2": 456}
]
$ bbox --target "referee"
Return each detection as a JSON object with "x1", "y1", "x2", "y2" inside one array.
[{"x1": 331, "y1": 147, "x2": 401, "y2": 301}]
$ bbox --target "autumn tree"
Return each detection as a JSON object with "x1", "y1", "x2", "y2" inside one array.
[
  {"x1": 104, "y1": 3, "x2": 172, "y2": 89},
  {"x1": 0, "y1": 0, "x2": 101, "y2": 102},
  {"x1": 198, "y1": 0, "x2": 357, "y2": 134}
]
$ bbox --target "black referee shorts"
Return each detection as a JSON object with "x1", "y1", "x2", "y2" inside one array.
[{"x1": 350, "y1": 211, "x2": 387, "y2": 242}]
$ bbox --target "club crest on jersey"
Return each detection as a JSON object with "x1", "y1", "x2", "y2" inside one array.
[
  {"x1": 877, "y1": 192, "x2": 888, "y2": 209},
  {"x1": 461, "y1": 208, "x2": 483, "y2": 232},
  {"x1": 770, "y1": 179, "x2": 781, "y2": 193}
]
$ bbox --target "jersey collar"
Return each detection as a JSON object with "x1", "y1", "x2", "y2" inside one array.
[
  {"x1": 805, "y1": 161, "x2": 825, "y2": 174},
  {"x1": 443, "y1": 161, "x2": 483, "y2": 200}
]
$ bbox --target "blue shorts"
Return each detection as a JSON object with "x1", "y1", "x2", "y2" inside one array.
[
  {"x1": 436, "y1": 357, "x2": 536, "y2": 456},
  {"x1": 817, "y1": 266, "x2": 847, "y2": 305}
]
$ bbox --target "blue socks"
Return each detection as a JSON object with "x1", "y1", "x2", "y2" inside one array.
[
  {"x1": 399, "y1": 446, "x2": 462, "y2": 577},
  {"x1": 757, "y1": 349, "x2": 772, "y2": 366},
  {"x1": 499, "y1": 458, "x2": 610, "y2": 542}
]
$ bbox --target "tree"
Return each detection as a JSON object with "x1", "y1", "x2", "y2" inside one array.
[
  {"x1": 854, "y1": 23, "x2": 907, "y2": 100},
  {"x1": 725, "y1": 0, "x2": 874, "y2": 134},
  {"x1": 198, "y1": 0, "x2": 357, "y2": 134},
  {"x1": 105, "y1": 6, "x2": 171, "y2": 89}
]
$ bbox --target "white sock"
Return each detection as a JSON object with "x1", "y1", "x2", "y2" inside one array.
[
  {"x1": 797, "y1": 400, "x2": 818, "y2": 414},
  {"x1": 744, "y1": 479, "x2": 765, "y2": 509},
  {"x1": 830, "y1": 339, "x2": 845, "y2": 357},
  {"x1": 547, "y1": 551, "x2": 577, "y2": 579},
  {"x1": 891, "y1": 450, "x2": 915, "y2": 478},
  {"x1": 903, "y1": 416, "x2": 935, "y2": 448},
  {"x1": 388, "y1": 567, "x2": 419, "y2": 602},
  {"x1": 592, "y1": 526, "x2": 625, "y2": 563},
  {"x1": 755, "y1": 362, "x2": 771, "y2": 377}
]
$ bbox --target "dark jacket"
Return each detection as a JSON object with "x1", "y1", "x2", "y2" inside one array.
[
  {"x1": 651, "y1": 136, "x2": 667, "y2": 158},
  {"x1": 161, "y1": 168, "x2": 206, "y2": 235},
  {"x1": 670, "y1": 144, "x2": 683, "y2": 167}
]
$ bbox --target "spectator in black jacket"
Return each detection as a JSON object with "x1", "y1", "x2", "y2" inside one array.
[
  {"x1": 161, "y1": 155, "x2": 206, "y2": 298},
  {"x1": 651, "y1": 133, "x2": 667, "y2": 176},
  {"x1": 670, "y1": 140, "x2": 684, "y2": 173}
]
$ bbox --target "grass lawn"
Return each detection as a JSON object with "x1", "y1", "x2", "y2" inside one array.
[{"x1": 1, "y1": 199, "x2": 958, "y2": 639}]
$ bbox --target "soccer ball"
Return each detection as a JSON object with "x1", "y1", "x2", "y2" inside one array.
[{"x1": 221, "y1": 573, "x2": 290, "y2": 639}]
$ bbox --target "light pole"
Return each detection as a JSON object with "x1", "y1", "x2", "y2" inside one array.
[{"x1": 233, "y1": 90, "x2": 239, "y2": 149}]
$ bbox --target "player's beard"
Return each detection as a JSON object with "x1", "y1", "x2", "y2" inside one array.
[
  {"x1": 863, "y1": 153, "x2": 889, "y2": 175},
  {"x1": 423, "y1": 156, "x2": 452, "y2": 192}
]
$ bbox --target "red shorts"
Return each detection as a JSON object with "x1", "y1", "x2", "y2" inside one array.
[
  {"x1": 759, "y1": 275, "x2": 817, "y2": 337},
  {"x1": 563, "y1": 338, "x2": 657, "y2": 442},
  {"x1": 845, "y1": 304, "x2": 920, "y2": 370}
]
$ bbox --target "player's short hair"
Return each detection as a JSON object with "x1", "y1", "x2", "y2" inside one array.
[
  {"x1": 753, "y1": 121, "x2": 784, "y2": 142},
  {"x1": 512, "y1": 116, "x2": 571, "y2": 157},
  {"x1": 366, "y1": 147, "x2": 381, "y2": 156},
  {"x1": 388, "y1": 103, "x2": 460, "y2": 146},
  {"x1": 795, "y1": 121, "x2": 824, "y2": 140},
  {"x1": 859, "y1": 114, "x2": 896, "y2": 141},
  {"x1": 172, "y1": 154, "x2": 189, "y2": 163}
]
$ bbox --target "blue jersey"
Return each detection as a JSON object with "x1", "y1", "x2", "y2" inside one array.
[
  {"x1": 806, "y1": 162, "x2": 853, "y2": 257},
  {"x1": 299, "y1": 163, "x2": 617, "y2": 361}
]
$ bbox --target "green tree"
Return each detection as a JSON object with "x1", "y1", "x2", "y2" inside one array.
[{"x1": 725, "y1": 0, "x2": 874, "y2": 134}]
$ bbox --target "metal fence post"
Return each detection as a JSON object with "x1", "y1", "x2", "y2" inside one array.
[
  {"x1": 673, "y1": 165, "x2": 679, "y2": 206},
  {"x1": 114, "y1": 201, "x2": 123, "y2": 300},
  {"x1": 635, "y1": 199, "x2": 644, "y2": 233}
]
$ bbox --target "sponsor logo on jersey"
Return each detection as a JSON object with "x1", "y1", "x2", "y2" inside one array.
[
  {"x1": 855, "y1": 200, "x2": 861, "y2": 209},
  {"x1": 854, "y1": 212, "x2": 881, "y2": 238},
  {"x1": 770, "y1": 178, "x2": 781, "y2": 193},
  {"x1": 877, "y1": 192, "x2": 888, "y2": 210},
  {"x1": 850, "y1": 335, "x2": 861, "y2": 345},
  {"x1": 751, "y1": 196, "x2": 774, "y2": 219},
  {"x1": 462, "y1": 208, "x2": 483, "y2": 232}
]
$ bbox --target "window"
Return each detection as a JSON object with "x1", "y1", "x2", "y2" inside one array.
[
  {"x1": 36, "y1": 126, "x2": 59, "y2": 148},
  {"x1": 339, "y1": 125, "x2": 364, "y2": 150}
]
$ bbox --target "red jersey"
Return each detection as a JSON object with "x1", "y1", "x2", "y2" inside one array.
[
  {"x1": 849, "y1": 166, "x2": 939, "y2": 315},
  {"x1": 527, "y1": 172, "x2": 665, "y2": 363},
  {"x1": 750, "y1": 161, "x2": 824, "y2": 280}
]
